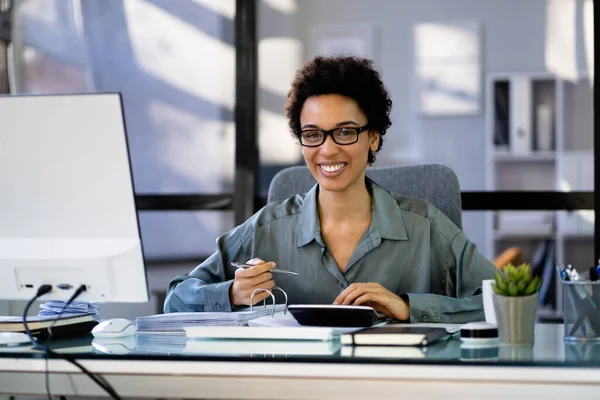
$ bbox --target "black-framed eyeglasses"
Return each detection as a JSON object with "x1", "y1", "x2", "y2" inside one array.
[{"x1": 299, "y1": 125, "x2": 370, "y2": 147}]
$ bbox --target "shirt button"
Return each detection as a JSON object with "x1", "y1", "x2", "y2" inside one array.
[{"x1": 215, "y1": 303, "x2": 222, "y2": 311}]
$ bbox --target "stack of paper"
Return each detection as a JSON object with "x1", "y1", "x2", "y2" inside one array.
[
  {"x1": 38, "y1": 301, "x2": 101, "y2": 317},
  {"x1": 135, "y1": 304, "x2": 287, "y2": 334},
  {"x1": 248, "y1": 312, "x2": 304, "y2": 328}
]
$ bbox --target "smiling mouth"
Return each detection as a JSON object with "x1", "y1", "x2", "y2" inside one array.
[{"x1": 318, "y1": 163, "x2": 347, "y2": 173}]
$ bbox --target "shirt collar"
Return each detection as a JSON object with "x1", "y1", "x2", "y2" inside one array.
[
  {"x1": 369, "y1": 178, "x2": 408, "y2": 241},
  {"x1": 296, "y1": 178, "x2": 408, "y2": 247},
  {"x1": 297, "y1": 183, "x2": 321, "y2": 247}
]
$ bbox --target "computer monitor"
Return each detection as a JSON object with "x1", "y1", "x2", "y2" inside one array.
[{"x1": 0, "y1": 93, "x2": 149, "y2": 302}]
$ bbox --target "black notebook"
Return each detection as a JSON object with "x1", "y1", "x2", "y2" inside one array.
[
  {"x1": 288, "y1": 305, "x2": 389, "y2": 327},
  {"x1": 340, "y1": 326, "x2": 447, "y2": 347},
  {"x1": 0, "y1": 313, "x2": 97, "y2": 339}
]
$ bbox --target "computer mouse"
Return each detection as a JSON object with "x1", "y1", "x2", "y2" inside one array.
[{"x1": 91, "y1": 318, "x2": 136, "y2": 338}]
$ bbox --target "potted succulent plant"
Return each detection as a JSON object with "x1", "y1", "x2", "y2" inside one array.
[{"x1": 491, "y1": 263, "x2": 542, "y2": 345}]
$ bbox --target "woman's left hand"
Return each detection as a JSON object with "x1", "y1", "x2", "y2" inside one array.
[{"x1": 333, "y1": 282, "x2": 410, "y2": 321}]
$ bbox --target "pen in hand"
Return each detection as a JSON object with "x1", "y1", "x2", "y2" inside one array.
[{"x1": 231, "y1": 262, "x2": 299, "y2": 276}]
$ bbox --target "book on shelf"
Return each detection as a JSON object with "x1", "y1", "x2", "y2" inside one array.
[
  {"x1": 493, "y1": 80, "x2": 510, "y2": 149},
  {"x1": 509, "y1": 76, "x2": 533, "y2": 154}
]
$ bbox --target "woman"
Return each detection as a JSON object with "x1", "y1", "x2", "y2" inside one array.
[{"x1": 164, "y1": 56, "x2": 497, "y2": 323}]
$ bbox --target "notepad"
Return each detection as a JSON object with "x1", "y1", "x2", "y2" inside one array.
[
  {"x1": 387, "y1": 322, "x2": 461, "y2": 334},
  {"x1": 340, "y1": 326, "x2": 447, "y2": 347}
]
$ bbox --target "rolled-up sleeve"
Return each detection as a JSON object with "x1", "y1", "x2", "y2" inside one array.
[
  {"x1": 405, "y1": 231, "x2": 498, "y2": 323},
  {"x1": 163, "y1": 229, "x2": 244, "y2": 313}
]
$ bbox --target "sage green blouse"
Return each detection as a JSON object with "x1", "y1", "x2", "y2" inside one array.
[{"x1": 164, "y1": 179, "x2": 498, "y2": 323}]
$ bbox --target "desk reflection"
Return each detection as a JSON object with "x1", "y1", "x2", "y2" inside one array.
[{"x1": 2, "y1": 323, "x2": 599, "y2": 366}]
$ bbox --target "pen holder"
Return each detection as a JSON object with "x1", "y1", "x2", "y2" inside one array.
[
  {"x1": 562, "y1": 281, "x2": 600, "y2": 342},
  {"x1": 564, "y1": 342, "x2": 600, "y2": 362}
]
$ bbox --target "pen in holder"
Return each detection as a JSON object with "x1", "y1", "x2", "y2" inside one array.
[
  {"x1": 249, "y1": 286, "x2": 288, "y2": 316},
  {"x1": 562, "y1": 280, "x2": 600, "y2": 342}
]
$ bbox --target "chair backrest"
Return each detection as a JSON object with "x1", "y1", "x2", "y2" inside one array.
[{"x1": 267, "y1": 164, "x2": 462, "y2": 228}]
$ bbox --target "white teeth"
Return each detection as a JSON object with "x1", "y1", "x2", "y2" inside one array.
[{"x1": 321, "y1": 163, "x2": 345, "y2": 172}]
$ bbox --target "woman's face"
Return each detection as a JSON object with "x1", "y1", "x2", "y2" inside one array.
[{"x1": 299, "y1": 94, "x2": 379, "y2": 194}]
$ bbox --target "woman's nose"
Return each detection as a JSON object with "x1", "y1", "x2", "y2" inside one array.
[{"x1": 319, "y1": 135, "x2": 340, "y2": 155}]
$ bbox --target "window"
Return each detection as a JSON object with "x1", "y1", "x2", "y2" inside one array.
[
  {"x1": 12, "y1": 0, "x2": 237, "y2": 260},
  {"x1": 0, "y1": 42, "x2": 7, "y2": 93}
]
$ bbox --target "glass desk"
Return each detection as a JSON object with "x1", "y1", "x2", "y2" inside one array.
[{"x1": 0, "y1": 324, "x2": 599, "y2": 399}]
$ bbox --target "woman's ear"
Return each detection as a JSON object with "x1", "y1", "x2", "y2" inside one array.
[{"x1": 369, "y1": 131, "x2": 380, "y2": 152}]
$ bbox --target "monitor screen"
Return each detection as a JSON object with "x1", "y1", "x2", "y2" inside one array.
[{"x1": 0, "y1": 93, "x2": 149, "y2": 302}]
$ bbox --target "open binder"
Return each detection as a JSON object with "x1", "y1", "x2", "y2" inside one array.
[
  {"x1": 183, "y1": 287, "x2": 388, "y2": 341},
  {"x1": 136, "y1": 287, "x2": 289, "y2": 334},
  {"x1": 250, "y1": 287, "x2": 388, "y2": 328},
  {"x1": 135, "y1": 304, "x2": 287, "y2": 334},
  {"x1": 138, "y1": 286, "x2": 387, "y2": 338},
  {"x1": 183, "y1": 286, "x2": 349, "y2": 341}
]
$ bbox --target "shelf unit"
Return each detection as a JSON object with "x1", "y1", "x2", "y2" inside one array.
[
  {"x1": 492, "y1": 151, "x2": 556, "y2": 162},
  {"x1": 484, "y1": 71, "x2": 594, "y2": 317}
]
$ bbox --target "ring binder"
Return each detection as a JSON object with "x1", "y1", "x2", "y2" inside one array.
[{"x1": 250, "y1": 287, "x2": 288, "y2": 315}]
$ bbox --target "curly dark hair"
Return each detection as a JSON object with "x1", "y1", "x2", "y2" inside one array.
[{"x1": 285, "y1": 55, "x2": 392, "y2": 164}]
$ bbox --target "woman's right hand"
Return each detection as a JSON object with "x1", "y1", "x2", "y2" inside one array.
[{"x1": 229, "y1": 258, "x2": 276, "y2": 306}]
